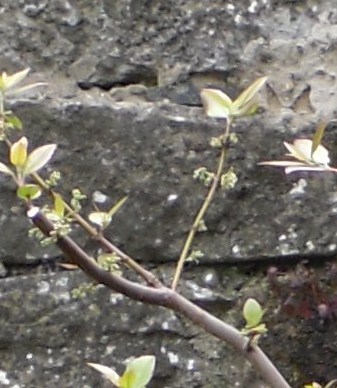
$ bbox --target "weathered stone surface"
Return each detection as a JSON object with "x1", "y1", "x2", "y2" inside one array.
[
  {"x1": 1, "y1": 0, "x2": 337, "y2": 387},
  {"x1": 0, "y1": 269, "x2": 269, "y2": 388},
  {"x1": 2, "y1": 264, "x2": 337, "y2": 388},
  {"x1": 1, "y1": 0, "x2": 337, "y2": 265},
  {"x1": 2, "y1": 98, "x2": 337, "y2": 267}
]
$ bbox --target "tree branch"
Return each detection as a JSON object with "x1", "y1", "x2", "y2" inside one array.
[{"x1": 27, "y1": 207, "x2": 290, "y2": 388}]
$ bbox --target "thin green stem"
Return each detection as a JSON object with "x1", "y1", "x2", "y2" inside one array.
[
  {"x1": 172, "y1": 119, "x2": 231, "y2": 290},
  {"x1": 0, "y1": 96, "x2": 4, "y2": 116}
]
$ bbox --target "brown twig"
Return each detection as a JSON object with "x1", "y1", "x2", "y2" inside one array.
[
  {"x1": 27, "y1": 205, "x2": 291, "y2": 388},
  {"x1": 31, "y1": 172, "x2": 163, "y2": 288}
]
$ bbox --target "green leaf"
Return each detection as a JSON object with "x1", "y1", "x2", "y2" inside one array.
[
  {"x1": 284, "y1": 139, "x2": 330, "y2": 166},
  {"x1": 311, "y1": 121, "x2": 326, "y2": 158},
  {"x1": 232, "y1": 76, "x2": 267, "y2": 117},
  {"x1": 10, "y1": 137, "x2": 28, "y2": 167},
  {"x1": 89, "y1": 196, "x2": 128, "y2": 229},
  {"x1": 5, "y1": 114, "x2": 23, "y2": 130},
  {"x1": 243, "y1": 298, "x2": 264, "y2": 328},
  {"x1": 17, "y1": 184, "x2": 41, "y2": 200},
  {"x1": 107, "y1": 196, "x2": 128, "y2": 217},
  {"x1": 87, "y1": 363, "x2": 120, "y2": 387},
  {"x1": 88, "y1": 356, "x2": 156, "y2": 388},
  {"x1": 119, "y1": 355, "x2": 156, "y2": 388},
  {"x1": 24, "y1": 143, "x2": 57, "y2": 175},
  {"x1": 200, "y1": 88, "x2": 233, "y2": 119},
  {"x1": 283, "y1": 140, "x2": 311, "y2": 163},
  {"x1": 88, "y1": 211, "x2": 111, "y2": 229},
  {"x1": 8, "y1": 82, "x2": 48, "y2": 96},
  {"x1": 0, "y1": 162, "x2": 14, "y2": 177},
  {"x1": 1, "y1": 68, "x2": 30, "y2": 91},
  {"x1": 54, "y1": 194, "x2": 65, "y2": 218}
]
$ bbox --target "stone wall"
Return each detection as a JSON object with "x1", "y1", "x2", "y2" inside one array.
[{"x1": 1, "y1": 1, "x2": 337, "y2": 387}]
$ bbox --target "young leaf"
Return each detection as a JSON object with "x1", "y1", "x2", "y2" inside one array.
[
  {"x1": 285, "y1": 139, "x2": 330, "y2": 166},
  {"x1": 1, "y1": 68, "x2": 30, "y2": 91},
  {"x1": 243, "y1": 298, "x2": 263, "y2": 328},
  {"x1": 283, "y1": 140, "x2": 311, "y2": 163},
  {"x1": 0, "y1": 162, "x2": 14, "y2": 177},
  {"x1": 311, "y1": 121, "x2": 327, "y2": 158},
  {"x1": 88, "y1": 211, "x2": 111, "y2": 229},
  {"x1": 119, "y1": 355, "x2": 156, "y2": 388},
  {"x1": 10, "y1": 137, "x2": 28, "y2": 167},
  {"x1": 54, "y1": 194, "x2": 65, "y2": 218},
  {"x1": 7, "y1": 82, "x2": 48, "y2": 96},
  {"x1": 0, "y1": 68, "x2": 47, "y2": 96},
  {"x1": 17, "y1": 184, "x2": 41, "y2": 200},
  {"x1": 89, "y1": 196, "x2": 128, "y2": 229},
  {"x1": 232, "y1": 76, "x2": 267, "y2": 116},
  {"x1": 87, "y1": 363, "x2": 120, "y2": 387},
  {"x1": 24, "y1": 143, "x2": 57, "y2": 175},
  {"x1": 107, "y1": 196, "x2": 128, "y2": 217},
  {"x1": 259, "y1": 138, "x2": 335, "y2": 174},
  {"x1": 5, "y1": 114, "x2": 23, "y2": 130},
  {"x1": 200, "y1": 89, "x2": 233, "y2": 119}
]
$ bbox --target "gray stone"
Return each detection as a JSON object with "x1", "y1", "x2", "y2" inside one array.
[{"x1": 0, "y1": 270, "x2": 267, "y2": 388}]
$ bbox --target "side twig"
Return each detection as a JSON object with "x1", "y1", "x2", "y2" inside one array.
[
  {"x1": 31, "y1": 171, "x2": 163, "y2": 288},
  {"x1": 3, "y1": 135, "x2": 161, "y2": 288},
  {"x1": 172, "y1": 119, "x2": 231, "y2": 290}
]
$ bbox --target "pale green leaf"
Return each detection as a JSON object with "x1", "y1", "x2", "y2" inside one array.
[
  {"x1": 311, "y1": 121, "x2": 327, "y2": 158},
  {"x1": 24, "y1": 144, "x2": 57, "y2": 175},
  {"x1": 54, "y1": 194, "x2": 65, "y2": 218},
  {"x1": 1, "y1": 68, "x2": 30, "y2": 91},
  {"x1": 0, "y1": 162, "x2": 14, "y2": 176},
  {"x1": 5, "y1": 114, "x2": 23, "y2": 130},
  {"x1": 89, "y1": 196, "x2": 127, "y2": 229},
  {"x1": 252, "y1": 323, "x2": 267, "y2": 334},
  {"x1": 232, "y1": 76, "x2": 267, "y2": 116},
  {"x1": 107, "y1": 196, "x2": 128, "y2": 218},
  {"x1": 7, "y1": 82, "x2": 48, "y2": 96},
  {"x1": 243, "y1": 298, "x2": 263, "y2": 328},
  {"x1": 284, "y1": 140, "x2": 311, "y2": 163},
  {"x1": 286, "y1": 139, "x2": 330, "y2": 166},
  {"x1": 88, "y1": 211, "x2": 111, "y2": 229},
  {"x1": 119, "y1": 355, "x2": 156, "y2": 388},
  {"x1": 17, "y1": 184, "x2": 41, "y2": 200},
  {"x1": 200, "y1": 88, "x2": 233, "y2": 119},
  {"x1": 311, "y1": 143, "x2": 330, "y2": 166},
  {"x1": 10, "y1": 137, "x2": 28, "y2": 167},
  {"x1": 88, "y1": 363, "x2": 120, "y2": 387}
]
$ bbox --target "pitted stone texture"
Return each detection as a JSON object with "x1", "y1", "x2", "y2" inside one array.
[
  {"x1": 0, "y1": 270, "x2": 268, "y2": 388},
  {"x1": 0, "y1": 1, "x2": 336, "y2": 111},
  {"x1": 2, "y1": 99, "x2": 337, "y2": 266}
]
